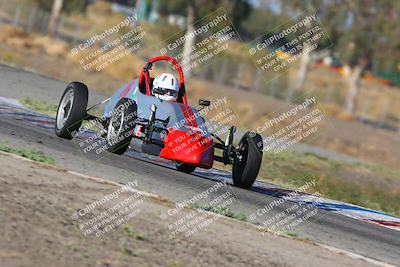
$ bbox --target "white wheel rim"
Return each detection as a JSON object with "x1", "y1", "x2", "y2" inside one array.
[
  {"x1": 107, "y1": 109, "x2": 125, "y2": 145},
  {"x1": 56, "y1": 89, "x2": 74, "y2": 130}
]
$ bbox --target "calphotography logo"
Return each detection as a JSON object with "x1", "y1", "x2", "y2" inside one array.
[
  {"x1": 158, "y1": 180, "x2": 243, "y2": 238},
  {"x1": 247, "y1": 9, "x2": 333, "y2": 83},
  {"x1": 250, "y1": 180, "x2": 322, "y2": 236},
  {"x1": 69, "y1": 8, "x2": 146, "y2": 72},
  {"x1": 255, "y1": 95, "x2": 331, "y2": 154},
  {"x1": 157, "y1": 7, "x2": 238, "y2": 74},
  {"x1": 72, "y1": 180, "x2": 146, "y2": 238}
]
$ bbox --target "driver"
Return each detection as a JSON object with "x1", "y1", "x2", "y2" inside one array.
[{"x1": 152, "y1": 73, "x2": 179, "y2": 102}]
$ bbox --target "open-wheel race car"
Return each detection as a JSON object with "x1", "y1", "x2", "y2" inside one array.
[{"x1": 55, "y1": 56, "x2": 263, "y2": 189}]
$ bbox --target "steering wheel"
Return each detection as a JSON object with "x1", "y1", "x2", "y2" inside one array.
[{"x1": 138, "y1": 56, "x2": 187, "y2": 105}]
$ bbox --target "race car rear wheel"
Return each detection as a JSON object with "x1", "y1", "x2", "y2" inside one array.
[
  {"x1": 232, "y1": 131, "x2": 263, "y2": 189},
  {"x1": 107, "y1": 98, "x2": 137, "y2": 155},
  {"x1": 55, "y1": 82, "x2": 88, "y2": 139},
  {"x1": 176, "y1": 163, "x2": 196, "y2": 174}
]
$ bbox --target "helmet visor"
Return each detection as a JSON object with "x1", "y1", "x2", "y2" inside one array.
[{"x1": 155, "y1": 87, "x2": 179, "y2": 97}]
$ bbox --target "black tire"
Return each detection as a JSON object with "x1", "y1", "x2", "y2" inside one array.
[
  {"x1": 106, "y1": 98, "x2": 137, "y2": 155},
  {"x1": 176, "y1": 163, "x2": 196, "y2": 174},
  {"x1": 232, "y1": 131, "x2": 263, "y2": 189},
  {"x1": 55, "y1": 82, "x2": 88, "y2": 139}
]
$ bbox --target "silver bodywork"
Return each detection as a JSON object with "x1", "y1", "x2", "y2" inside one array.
[{"x1": 103, "y1": 79, "x2": 210, "y2": 155}]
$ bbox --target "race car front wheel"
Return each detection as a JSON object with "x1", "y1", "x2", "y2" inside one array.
[
  {"x1": 107, "y1": 98, "x2": 137, "y2": 155},
  {"x1": 232, "y1": 132, "x2": 263, "y2": 189},
  {"x1": 55, "y1": 82, "x2": 88, "y2": 139}
]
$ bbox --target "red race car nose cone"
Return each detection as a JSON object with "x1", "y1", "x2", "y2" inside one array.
[{"x1": 160, "y1": 130, "x2": 214, "y2": 169}]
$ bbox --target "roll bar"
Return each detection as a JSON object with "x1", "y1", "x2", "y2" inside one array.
[{"x1": 138, "y1": 56, "x2": 187, "y2": 105}]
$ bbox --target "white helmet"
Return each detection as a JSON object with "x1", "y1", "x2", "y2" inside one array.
[{"x1": 152, "y1": 73, "x2": 179, "y2": 101}]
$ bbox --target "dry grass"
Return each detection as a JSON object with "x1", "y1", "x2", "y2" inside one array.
[
  {"x1": 213, "y1": 148, "x2": 400, "y2": 216},
  {"x1": 0, "y1": 25, "x2": 69, "y2": 57},
  {"x1": 1, "y1": 12, "x2": 400, "y2": 172},
  {"x1": 305, "y1": 66, "x2": 400, "y2": 126},
  {"x1": 258, "y1": 150, "x2": 400, "y2": 216}
]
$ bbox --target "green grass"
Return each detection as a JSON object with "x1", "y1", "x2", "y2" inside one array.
[
  {"x1": 65, "y1": 243, "x2": 79, "y2": 253},
  {"x1": 122, "y1": 248, "x2": 139, "y2": 257},
  {"x1": 0, "y1": 142, "x2": 55, "y2": 165},
  {"x1": 193, "y1": 204, "x2": 247, "y2": 221},
  {"x1": 20, "y1": 97, "x2": 58, "y2": 117},
  {"x1": 259, "y1": 150, "x2": 400, "y2": 216},
  {"x1": 282, "y1": 231, "x2": 298, "y2": 237},
  {"x1": 122, "y1": 225, "x2": 145, "y2": 240}
]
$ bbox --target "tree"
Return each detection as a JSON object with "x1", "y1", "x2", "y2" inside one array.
[
  {"x1": 29, "y1": 0, "x2": 88, "y2": 13},
  {"x1": 157, "y1": 0, "x2": 224, "y2": 75},
  {"x1": 62, "y1": 0, "x2": 89, "y2": 14},
  {"x1": 181, "y1": 3, "x2": 195, "y2": 76},
  {"x1": 31, "y1": 0, "x2": 88, "y2": 36},
  {"x1": 279, "y1": 0, "x2": 327, "y2": 95},
  {"x1": 281, "y1": 0, "x2": 399, "y2": 114},
  {"x1": 333, "y1": 0, "x2": 398, "y2": 114},
  {"x1": 241, "y1": 9, "x2": 282, "y2": 40},
  {"x1": 47, "y1": 0, "x2": 63, "y2": 37},
  {"x1": 224, "y1": 0, "x2": 251, "y2": 36}
]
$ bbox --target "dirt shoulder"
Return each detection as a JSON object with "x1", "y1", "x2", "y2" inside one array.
[{"x1": 0, "y1": 152, "x2": 380, "y2": 267}]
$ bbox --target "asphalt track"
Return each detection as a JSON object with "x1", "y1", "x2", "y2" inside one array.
[{"x1": 0, "y1": 64, "x2": 399, "y2": 266}]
